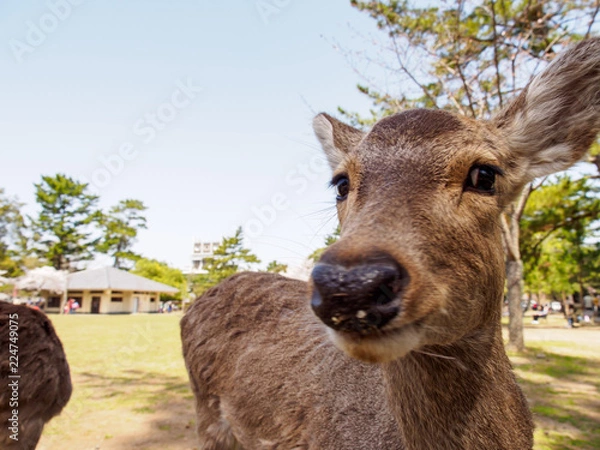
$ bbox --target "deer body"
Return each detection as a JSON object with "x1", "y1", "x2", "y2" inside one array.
[
  {"x1": 182, "y1": 274, "x2": 401, "y2": 449},
  {"x1": 0, "y1": 303, "x2": 72, "y2": 450},
  {"x1": 182, "y1": 38, "x2": 600, "y2": 450},
  {"x1": 182, "y1": 272, "x2": 531, "y2": 449}
]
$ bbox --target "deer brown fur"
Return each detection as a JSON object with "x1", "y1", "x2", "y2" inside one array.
[
  {"x1": 181, "y1": 38, "x2": 600, "y2": 450},
  {"x1": 0, "y1": 303, "x2": 72, "y2": 450}
]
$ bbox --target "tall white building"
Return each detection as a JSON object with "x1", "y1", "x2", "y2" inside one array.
[{"x1": 189, "y1": 240, "x2": 220, "y2": 274}]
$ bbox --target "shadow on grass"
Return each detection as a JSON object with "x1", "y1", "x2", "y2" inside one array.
[
  {"x1": 79, "y1": 369, "x2": 194, "y2": 406},
  {"x1": 76, "y1": 370, "x2": 199, "y2": 449},
  {"x1": 511, "y1": 347, "x2": 600, "y2": 450}
]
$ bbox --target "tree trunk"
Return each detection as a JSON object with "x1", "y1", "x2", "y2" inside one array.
[
  {"x1": 506, "y1": 258, "x2": 524, "y2": 352},
  {"x1": 501, "y1": 185, "x2": 532, "y2": 353}
]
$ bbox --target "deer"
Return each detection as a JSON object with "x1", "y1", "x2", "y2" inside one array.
[
  {"x1": 181, "y1": 38, "x2": 600, "y2": 450},
  {"x1": 0, "y1": 302, "x2": 72, "y2": 450}
]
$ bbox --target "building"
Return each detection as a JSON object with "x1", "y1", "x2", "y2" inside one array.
[
  {"x1": 189, "y1": 240, "x2": 220, "y2": 274},
  {"x1": 43, "y1": 267, "x2": 179, "y2": 314}
]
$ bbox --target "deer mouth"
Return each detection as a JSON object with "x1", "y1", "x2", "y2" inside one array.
[
  {"x1": 317, "y1": 301, "x2": 402, "y2": 335},
  {"x1": 326, "y1": 322, "x2": 423, "y2": 363}
]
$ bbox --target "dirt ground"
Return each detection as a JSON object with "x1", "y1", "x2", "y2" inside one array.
[
  {"x1": 520, "y1": 323, "x2": 599, "y2": 351},
  {"x1": 38, "y1": 385, "x2": 198, "y2": 450},
  {"x1": 36, "y1": 315, "x2": 598, "y2": 450}
]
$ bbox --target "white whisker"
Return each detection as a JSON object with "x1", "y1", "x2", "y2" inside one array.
[{"x1": 414, "y1": 350, "x2": 456, "y2": 361}]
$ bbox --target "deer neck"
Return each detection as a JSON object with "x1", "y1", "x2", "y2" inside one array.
[{"x1": 381, "y1": 322, "x2": 533, "y2": 450}]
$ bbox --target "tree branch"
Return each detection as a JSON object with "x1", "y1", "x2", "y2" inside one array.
[
  {"x1": 587, "y1": 0, "x2": 600, "y2": 39},
  {"x1": 383, "y1": 20, "x2": 440, "y2": 109},
  {"x1": 501, "y1": 213, "x2": 519, "y2": 261},
  {"x1": 515, "y1": 184, "x2": 533, "y2": 221},
  {"x1": 489, "y1": 0, "x2": 504, "y2": 109},
  {"x1": 452, "y1": 0, "x2": 477, "y2": 117},
  {"x1": 531, "y1": 176, "x2": 548, "y2": 191}
]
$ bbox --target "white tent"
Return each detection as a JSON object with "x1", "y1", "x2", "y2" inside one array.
[
  {"x1": 0, "y1": 270, "x2": 8, "y2": 286},
  {"x1": 16, "y1": 266, "x2": 68, "y2": 293}
]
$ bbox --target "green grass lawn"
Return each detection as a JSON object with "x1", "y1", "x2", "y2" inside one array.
[
  {"x1": 38, "y1": 313, "x2": 600, "y2": 449},
  {"x1": 38, "y1": 313, "x2": 198, "y2": 450},
  {"x1": 508, "y1": 332, "x2": 600, "y2": 450}
]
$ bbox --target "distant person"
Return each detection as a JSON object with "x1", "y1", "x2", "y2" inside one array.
[
  {"x1": 565, "y1": 298, "x2": 576, "y2": 328},
  {"x1": 64, "y1": 298, "x2": 74, "y2": 314},
  {"x1": 71, "y1": 300, "x2": 79, "y2": 313},
  {"x1": 532, "y1": 304, "x2": 549, "y2": 324}
]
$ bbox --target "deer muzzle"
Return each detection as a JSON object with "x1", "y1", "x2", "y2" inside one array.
[{"x1": 310, "y1": 254, "x2": 407, "y2": 334}]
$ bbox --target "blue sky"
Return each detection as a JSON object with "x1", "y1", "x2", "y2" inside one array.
[{"x1": 0, "y1": 0, "x2": 383, "y2": 271}]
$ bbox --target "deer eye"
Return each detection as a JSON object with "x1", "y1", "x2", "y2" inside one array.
[
  {"x1": 465, "y1": 165, "x2": 497, "y2": 194},
  {"x1": 332, "y1": 176, "x2": 350, "y2": 201}
]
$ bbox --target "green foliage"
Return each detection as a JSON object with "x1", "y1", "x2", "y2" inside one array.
[
  {"x1": 266, "y1": 260, "x2": 288, "y2": 274},
  {"x1": 0, "y1": 188, "x2": 27, "y2": 277},
  {"x1": 191, "y1": 227, "x2": 260, "y2": 296},
  {"x1": 309, "y1": 226, "x2": 341, "y2": 262},
  {"x1": 345, "y1": 0, "x2": 599, "y2": 124},
  {"x1": 96, "y1": 199, "x2": 148, "y2": 269},
  {"x1": 131, "y1": 257, "x2": 187, "y2": 300},
  {"x1": 31, "y1": 174, "x2": 101, "y2": 271},
  {"x1": 3, "y1": 176, "x2": 151, "y2": 274},
  {"x1": 521, "y1": 175, "x2": 600, "y2": 295}
]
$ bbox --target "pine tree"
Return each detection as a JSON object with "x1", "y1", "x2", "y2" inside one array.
[
  {"x1": 32, "y1": 174, "x2": 100, "y2": 271},
  {"x1": 0, "y1": 188, "x2": 27, "y2": 277},
  {"x1": 97, "y1": 199, "x2": 148, "y2": 269},
  {"x1": 191, "y1": 227, "x2": 261, "y2": 296},
  {"x1": 266, "y1": 260, "x2": 288, "y2": 274}
]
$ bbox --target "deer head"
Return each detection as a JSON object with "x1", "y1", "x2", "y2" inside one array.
[{"x1": 310, "y1": 38, "x2": 600, "y2": 363}]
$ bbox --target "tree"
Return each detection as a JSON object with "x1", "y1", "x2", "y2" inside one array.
[
  {"x1": 31, "y1": 174, "x2": 101, "y2": 271},
  {"x1": 0, "y1": 188, "x2": 29, "y2": 277},
  {"x1": 266, "y1": 260, "x2": 288, "y2": 274},
  {"x1": 309, "y1": 226, "x2": 341, "y2": 262},
  {"x1": 344, "y1": 1, "x2": 599, "y2": 124},
  {"x1": 96, "y1": 199, "x2": 148, "y2": 269},
  {"x1": 521, "y1": 176, "x2": 600, "y2": 268},
  {"x1": 191, "y1": 227, "x2": 261, "y2": 296},
  {"x1": 343, "y1": 0, "x2": 600, "y2": 351},
  {"x1": 522, "y1": 176, "x2": 600, "y2": 301},
  {"x1": 131, "y1": 257, "x2": 188, "y2": 300},
  {"x1": 525, "y1": 237, "x2": 577, "y2": 298}
]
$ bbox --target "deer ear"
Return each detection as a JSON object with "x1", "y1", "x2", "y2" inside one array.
[
  {"x1": 313, "y1": 113, "x2": 365, "y2": 170},
  {"x1": 493, "y1": 38, "x2": 600, "y2": 183}
]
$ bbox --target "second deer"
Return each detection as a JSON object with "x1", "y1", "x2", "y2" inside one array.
[{"x1": 0, "y1": 303, "x2": 72, "y2": 450}]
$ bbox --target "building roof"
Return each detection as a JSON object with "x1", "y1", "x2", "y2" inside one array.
[{"x1": 67, "y1": 267, "x2": 179, "y2": 293}]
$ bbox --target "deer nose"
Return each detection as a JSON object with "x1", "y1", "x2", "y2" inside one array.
[{"x1": 310, "y1": 256, "x2": 406, "y2": 334}]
